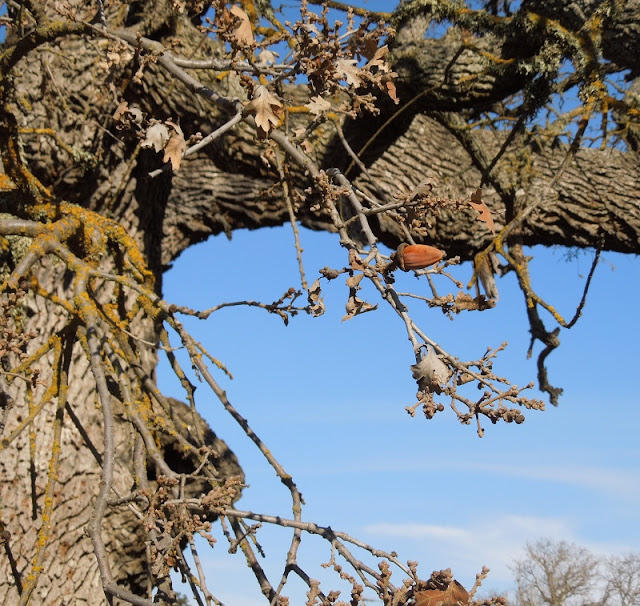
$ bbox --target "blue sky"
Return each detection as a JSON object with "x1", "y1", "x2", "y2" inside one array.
[{"x1": 159, "y1": 226, "x2": 640, "y2": 604}]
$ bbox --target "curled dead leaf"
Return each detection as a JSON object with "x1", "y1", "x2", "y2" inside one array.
[
  {"x1": 365, "y1": 45, "x2": 391, "y2": 71},
  {"x1": 342, "y1": 293, "x2": 377, "y2": 321},
  {"x1": 345, "y1": 273, "x2": 364, "y2": 289},
  {"x1": 453, "y1": 291, "x2": 495, "y2": 311},
  {"x1": 343, "y1": 272, "x2": 377, "y2": 321},
  {"x1": 307, "y1": 279, "x2": 325, "y2": 317},
  {"x1": 407, "y1": 178, "x2": 437, "y2": 200},
  {"x1": 113, "y1": 101, "x2": 143, "y2": 127},
  {"x1": 469, "y1": 189, "x2": 496, "y2": 235},
  {"x1": 229, "y1": 5, "x2": 254, "y2": 45},
  {"x1": 162, "y1": 121, "x2": 186, "y2": 171},
  {"x1": 411, "y1": 349, "x2": 452, "y2": 394},
  {"x1": 348, "y1": 249, "x2": 366, "y2": 271},
  {"x1": 385, "y1": 79, "x2": 399, "y2": 104},
  {"x1": 113, "y1": 101, "x2": 129, "y2": 121},
  {"x1": 141, "y1": 122, "x2": 170, "y2": 153},
  {"x1": 257, "y1": 49, "x2": 278, "y2": 66}
]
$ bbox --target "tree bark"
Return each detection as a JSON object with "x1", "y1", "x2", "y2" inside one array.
[{"x1": 1, "y1": 0, "x2": 640, "y2": 603}]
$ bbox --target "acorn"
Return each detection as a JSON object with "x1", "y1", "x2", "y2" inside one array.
[{"x1": 392, "y1": 243, "x2": 444, "y2": 271}]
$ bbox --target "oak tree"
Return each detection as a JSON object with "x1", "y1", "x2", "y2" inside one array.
[{"x1": 1, "y1": 0, "x2": 639, "y2": 604}]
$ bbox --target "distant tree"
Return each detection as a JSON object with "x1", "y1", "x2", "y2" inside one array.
[
  {"x1": 512, "y1": 539, "x2": 603, "y2": 606},
  {"x1": 603, "y1": 553, "x2": 640, "y2": 606},
  {"x1": 512, "y1": 540, "x2": 640, "y2": 606},
  {"x1": 1, "y1": 0, "x2": 640, "y2": 604}
]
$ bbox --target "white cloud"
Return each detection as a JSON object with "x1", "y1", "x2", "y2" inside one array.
[{"x1": 363, "y1": 514, "x2": 576, "y2": 590}]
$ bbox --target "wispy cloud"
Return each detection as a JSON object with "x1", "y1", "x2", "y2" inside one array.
[{"x1": 363, "y1": 514, "x2": 576, "y2": 590}]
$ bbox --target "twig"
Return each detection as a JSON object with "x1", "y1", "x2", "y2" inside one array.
[
  {"x1": 148, "y1": 111, "x2": 244, "y2": 178},
  {"x1": 188, "y1": 536, "x2": 214, "y2": 606},
  {"x1": 566, "y1": 248, "x2": 600, "y2": 328},
  {"x1": 276, "y1": 150, "x2": 308, "y2": 290}
]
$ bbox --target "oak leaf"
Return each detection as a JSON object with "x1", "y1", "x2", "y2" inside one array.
[
  {"x1": 411, "y1": 349, "x2": 452, "y2": 394},
  {"x1": 307, "y1": 279, "x2": 325, "y2": 317},
  {"x1": 229, "y1": 5, "x2": 254, "y2": 45},
  {"x1": 385, "y1": 80, "x2": 399, "y2": 104},
  {"x1": 245, "y1": 85, "x2": 283, "y2": 135},
  {"x1": 305, "y1": 95, "x2": 332, "y2": 115},
  {"x1": 454, "y1": 291, "x2": 495, "y2": 311},
  {"x1": 342, "y1": 294, "x2": 377, "y2": 321},
  {"x1": 141, "y1": 122, "x2": 170, "y2": 153},
  {"x1": 113, "y1": 101, "x2": 129, "y2": 121},
  {"x1": 348, "y1": 249, "x2": 367, "y2": 271},
  {"x1": 336, "y1": 59, "x2": 362, "y2": 87},
  {"x1": 358, "y1": 36, "x2": 380, "y2": 61},
  {"x1": 345, "y1": 273, "x2": 364, "y2": 289},
  {"x1": 162, "y1": 121, "x2": 186, "y2": 171},
  {"x1": 469, "y1": 188, "x2": 495, "y2": 235},
  {"x1": 113, "y1": 101, "x2": 143, "y2": 126},
  {"x1": 257, "y1": 49, "x2": 278, "y2": 66},
  {"x1": 365, "y1": 45, "x2": 391, "y2": 72}
]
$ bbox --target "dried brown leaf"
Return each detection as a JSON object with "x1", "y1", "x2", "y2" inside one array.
[
  {"x1": 229, "y1": 5, "x2": 254, "y2": 45},
  {"x1": 141, "y1": 122, "x2": 170, "y2": 153},
  {"x1": 366, "y1": 45, "x2": 390, "y2": 71},
  {"x1": 336, "y1": 59, "x2": 362, "y2": 87},
  {"x1": 307, "y1": 279, "x2": 325, "y2": 317},
  {"x1": 348, "y1": 249, "x2": 366, "y2": 271},
  {"x1": 345, "y1": 273, "x2": 363, "y2": 289},
  {"x1": 453, "y1": 291, "x2": 495, "y2": 311},
  {"x1": 469, "y1": 189, "x2": 496, "y2": 235},
  {"x1": 128, "y1": 106, "x2": 143, "y2": 124},
  {"x1": 163, "y1": 122, "x2": 186, "y2": 170},
  {"x1": 411, "y1": 349, "x2": 452, "y2": 394},
  {"x1": 408, "y1": 178, "x2": 437, "y2": 200},
  {"x1": 257, "y1": 49, "x2": 278, "y2": 66},
  {"x1": 245, "y1": 85, "x2": 283, "y2": 135},
  {"x1": 359, "y1": 36, "x2": 380, "y2": 61},
  {"x1": 385, "y1": 79, "x2": 399, "y2": 104},
  {"x1": 113, "y1": 101, "x2": 129, "y2": 121},
  {"x1": 305, "y1": 95, "x2": 332, "y2": 115},
  {"x1": 342, "y1": 293, "x2": 377, "y2": 321}
]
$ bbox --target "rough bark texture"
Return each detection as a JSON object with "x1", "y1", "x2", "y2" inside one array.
[{"x1": 1, "y1": 0, "x2": 640, "y2": 603}]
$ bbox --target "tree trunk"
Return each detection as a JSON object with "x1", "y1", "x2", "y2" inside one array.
[{"x1": 1, "y1": 0, "x2": 640, "y2": 603}]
